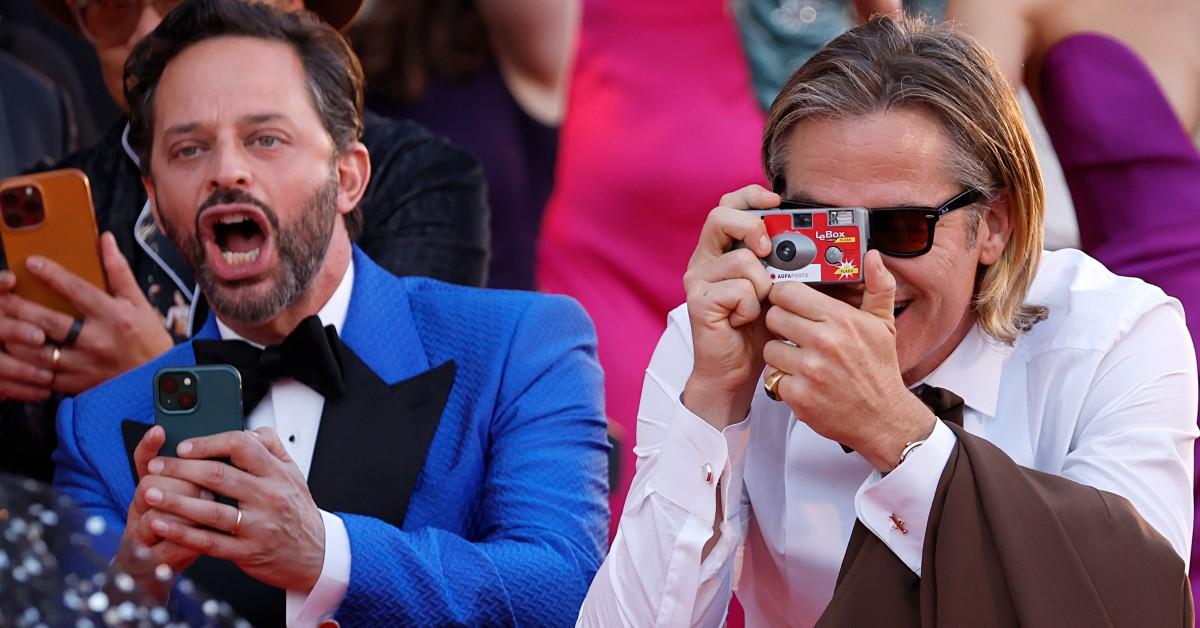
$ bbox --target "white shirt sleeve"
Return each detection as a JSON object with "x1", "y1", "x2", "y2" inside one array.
[
  {"x1": 1057, "y1": 303, "x2": 1197, "y2": 565},
  {"x1": 854, "y1": 419, "x2": 957, "y2": 575},
  {"x1": 285, "y1": 510, "x2": 351, "y2": 627},
  {"x1": 578, "y1": 306, "x2": 753, "y2": 628}
]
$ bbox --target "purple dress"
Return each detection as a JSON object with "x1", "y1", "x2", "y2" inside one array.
[{"x1": 1038, "y1": 32, "x2": 1200, "y2": 600}]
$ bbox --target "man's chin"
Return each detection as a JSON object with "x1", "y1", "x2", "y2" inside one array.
[{"x1": 203, "y1": 279, "x2": 288, "y2": 327}]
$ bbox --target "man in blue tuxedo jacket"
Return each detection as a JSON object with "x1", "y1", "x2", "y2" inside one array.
[{"x1": 50, "y1": 2, "x2": 608, "y2": 625}]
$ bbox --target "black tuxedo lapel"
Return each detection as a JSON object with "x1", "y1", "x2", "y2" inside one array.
[
  {"x1": 184, "y1": 344, "x2": 456, "y2": 627},
  {"x1": 306, "y1": 346, "x2": 455, "y2": 523}
]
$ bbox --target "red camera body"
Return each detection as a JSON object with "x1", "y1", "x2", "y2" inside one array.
[{"x1": 738, "y1": 207, "x2": 870, "y2": 283}]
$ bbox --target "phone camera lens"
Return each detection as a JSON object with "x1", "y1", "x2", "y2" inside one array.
[
  {"x1": 776, "y1": 240, "x2": 797, "y2": 263},
  {"x1": 178, "y1": 391, "x2": 196, "y2": 410},
  {"x1": 160, "y1": 375, "x2": 179, "y2": 394},
  {"x1": 1, "y1": 191, "x2": 18, "y2": 208}
]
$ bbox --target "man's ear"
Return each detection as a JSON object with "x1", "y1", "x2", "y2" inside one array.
[
  {"x1": 142, "y1": 175, "x2": 166, "y2": 235},
  {"x1": 334, "y1": 142, "x2": 371, "y2": 217},
  {"x1": 977, "y1": 191, "x2": 1012, "y2": 266}
]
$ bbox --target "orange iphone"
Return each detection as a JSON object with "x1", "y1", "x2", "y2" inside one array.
[{"x1": 0, "y1": 169, "x2": 107, "y2": 317}]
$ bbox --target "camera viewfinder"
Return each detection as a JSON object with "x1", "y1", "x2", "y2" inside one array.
[{"x1": 791, "y1": 213, "x2": 813, "y2": 229}]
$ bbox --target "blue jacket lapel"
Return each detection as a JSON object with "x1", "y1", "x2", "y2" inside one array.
[{"x1": 338, "y1": 247, "x2": 430, "y2": 382}]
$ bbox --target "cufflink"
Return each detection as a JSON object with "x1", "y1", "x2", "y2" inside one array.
[
  {"x1": 703, "y1": 463, "x2": 714, "y2": 484},
  {"x1": 889, "y1": 513, "x2": 908, "y2": 534}
]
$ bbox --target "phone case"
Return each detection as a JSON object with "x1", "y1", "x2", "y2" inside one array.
[
  {"x1": 0, "y1": 168, "x2": 107, "y2": 318},
  {"x1": 154, "y1": 365, "x2": 245, "y2": 508},
  {"x1": 153, "y1": 365, "x2": 246, "y2": 458}
]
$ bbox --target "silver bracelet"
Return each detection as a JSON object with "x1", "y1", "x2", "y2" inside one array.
[{"x1": 897, "y1": 439, "x2": 926, "y2": 467}]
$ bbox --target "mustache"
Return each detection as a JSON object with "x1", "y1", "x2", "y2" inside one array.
[{"x1": 193, "y1": 187, "x2": 279, "y2": 232}]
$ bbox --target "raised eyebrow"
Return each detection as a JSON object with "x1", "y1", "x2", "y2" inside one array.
[
  {"x1": 241, "y1": 112, "x2": 290, "y2": 127},
  {"x1": 162, "y1": 122, "x2": 203, "y2": 140}
]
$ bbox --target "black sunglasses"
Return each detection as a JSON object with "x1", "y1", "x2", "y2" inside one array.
[{"x1": 779, "y1": 189, "x2": 982, "y2": 257}]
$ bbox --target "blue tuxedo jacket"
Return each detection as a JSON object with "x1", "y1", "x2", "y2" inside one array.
[{"x1": 52, "y1": 248, "x2": 610, "y2": 626}]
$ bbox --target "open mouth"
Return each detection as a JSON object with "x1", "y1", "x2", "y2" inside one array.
[{"x1": 199, "y1": 205, "x2": 275, "y2": 281}]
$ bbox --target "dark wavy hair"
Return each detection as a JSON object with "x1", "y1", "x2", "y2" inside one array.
[{"x1": 124, "y1": 0, "x2": 366, "y2": 239}]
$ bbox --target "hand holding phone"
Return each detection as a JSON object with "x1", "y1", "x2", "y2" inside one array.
[{"x1": 0, "y1": 168, "x2": 106, "y2": 317}]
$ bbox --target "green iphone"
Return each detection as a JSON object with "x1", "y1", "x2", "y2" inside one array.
[{"x1": 153, "y1": 365, "x2": 245, "y2": 507}]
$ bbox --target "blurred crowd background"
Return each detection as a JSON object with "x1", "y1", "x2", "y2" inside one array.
[{"x1": 2, "y1": 0, "x2": 1199, "y2": 623}]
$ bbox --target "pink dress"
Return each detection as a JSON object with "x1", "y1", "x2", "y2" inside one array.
[{"x1": 538, "y1": 0, "x2": 766, "y2": 531}]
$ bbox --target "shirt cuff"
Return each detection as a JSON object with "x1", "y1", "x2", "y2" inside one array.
[
  {"x1": 854, "y1": 419, "x2": 957, "y2": 575},
  {"x1": 285, "y1": 510, "x2": 351, "y2": 627},
  {"x1": 648, "y1": 398, "x2": 753, "y2": 523}
]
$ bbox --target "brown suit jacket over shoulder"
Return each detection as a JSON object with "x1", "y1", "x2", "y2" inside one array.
[{"x1": 817, "y1": 422, "x2": 1192, "y2": 627}]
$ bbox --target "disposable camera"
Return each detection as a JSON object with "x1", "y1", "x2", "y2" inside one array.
[{"x1": 734, "y1": 206, "x2": 870, "y2": 283}]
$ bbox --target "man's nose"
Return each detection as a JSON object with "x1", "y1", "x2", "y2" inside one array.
[{"x1": 208, "y1": 144, "x2": 253, "y2": 191}]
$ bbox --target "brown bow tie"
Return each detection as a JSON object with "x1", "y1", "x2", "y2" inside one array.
[{"x1": 913, "y1": 384, "x2": 966, "y2": 427}]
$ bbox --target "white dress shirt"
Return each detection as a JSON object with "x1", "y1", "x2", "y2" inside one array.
[
  {"x1": 579, "y1": 249, "x2": 1198, "y2": 627},
  {"x1": 215, "y1": 261, "x2": 354, "y2": 628}
]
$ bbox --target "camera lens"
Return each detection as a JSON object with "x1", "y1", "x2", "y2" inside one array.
[
  {"x1": 776, "y1": 240, "x2": 797, "y2": 263},
  {"x1": 160, "y1": 375, "x2": 179, "y2": 394},
  {"x1": 0, "y1": 190, "x2": 18, "y2": 208},
  {"x1": 178, "y1": 391, "x2": 196, "y2": 410}
]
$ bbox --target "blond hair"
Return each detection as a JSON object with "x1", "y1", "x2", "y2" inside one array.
[{"x1": 762, "y1": 15, "x2": 1047, "y2": 343}]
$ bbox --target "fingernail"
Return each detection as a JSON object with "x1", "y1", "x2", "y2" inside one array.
[
  {"x1": 760, "y1": 236, "x2": 771, "y2": 250},
  {"x1": 36, "y1": 369, "x2": 53, "y2": 383},
  {"x1": 146, "y1": 487, "x2": 163, "y2": 503},
  {"x1": 178, "y1": 441, "x2": 192, "y2": 455},
  {"x1": 25, "y1": 257, "x2": 43, "y2": 271},
  {"x1": 148, "y1": 459, "x2": 163, "y2": 474},
  {"x1": 28, "y1": 329, "x2": 44, "y2": 344},
  {"x1": 151, "y1": 519, "x2": 168, "y2": 534}
]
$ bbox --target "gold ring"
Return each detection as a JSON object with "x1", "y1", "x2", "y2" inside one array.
[
  {"x1": 763, "y1": 370, "x2": 788, "y2": 401},
  {"x1": 50, "y1": 346, "x2": 62, "y2": 372},
  {"x1": 231, "y1": 507, "x2": 243, "y2": 536}
]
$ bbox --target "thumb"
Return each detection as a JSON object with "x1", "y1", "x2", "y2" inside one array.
[
  {"x1": 100, "y1": 232, "x2": 145, "y2": 302},
  {"x1": 860, "y1": 250, "x2": 896, "y2": 333}
]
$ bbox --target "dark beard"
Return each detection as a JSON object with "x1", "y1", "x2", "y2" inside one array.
[{"x1": 157, "y1": 175, "x2": 340, "y2": 325}]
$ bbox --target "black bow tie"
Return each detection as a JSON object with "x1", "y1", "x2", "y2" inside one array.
[{"x1": 192, "y1": 315, "x2": 347, "y2": 413}]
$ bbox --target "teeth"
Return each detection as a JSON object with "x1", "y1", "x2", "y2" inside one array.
[
  {"x1": 221, "y1": 248, "x2": 260, "y2": 266},
  {"x1": 218, "y1": 214, "x2": 250, "y2": 225}
]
